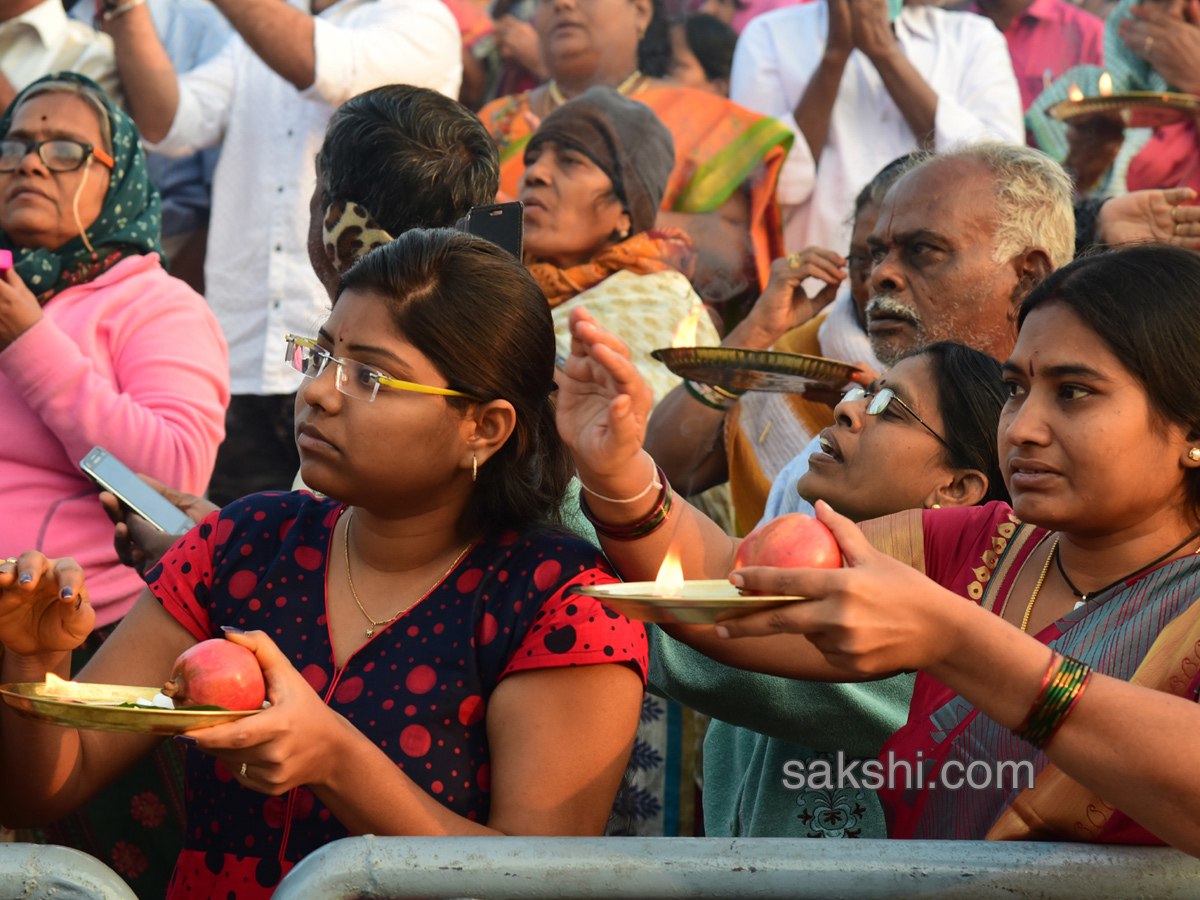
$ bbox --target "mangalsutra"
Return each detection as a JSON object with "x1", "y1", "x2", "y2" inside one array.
[
  {"x1": 1055, "y1": 529, "x2": 1200, "y2": 604},
  {"x1": 343, "y1": 509, "x2": 471, "y2": 638}
]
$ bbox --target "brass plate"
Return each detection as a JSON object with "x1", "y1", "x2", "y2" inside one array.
[
  {"x1": 1046, "y1": 91, "x2": 1200, "y2": 129},
  {"x1": 575, "y1": 579, "x2": 802, "y2": 624},
  {"x1": 652, "y1": 346, "x2": 858, "y2": 394},
  {"x1": 0, "y1": 682, "x2": 261, "y2": 735}
]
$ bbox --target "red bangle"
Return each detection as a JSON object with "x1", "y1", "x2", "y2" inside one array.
[{"x1": 1014, "y1": 651, "x2": 1061, "y2": 734}]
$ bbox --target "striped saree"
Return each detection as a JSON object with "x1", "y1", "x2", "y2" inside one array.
[{"x1": 863, "y1": 502, "x2": 1200, "y2": 843}]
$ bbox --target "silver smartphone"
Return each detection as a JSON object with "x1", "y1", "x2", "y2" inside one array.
[{"x1": 79, "y1": 447, "x2": 196, "y2": 536}]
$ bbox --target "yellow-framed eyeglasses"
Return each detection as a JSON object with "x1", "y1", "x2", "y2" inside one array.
[{"x1": 284, "y1": 335, "x2": 479, "y2": 403}]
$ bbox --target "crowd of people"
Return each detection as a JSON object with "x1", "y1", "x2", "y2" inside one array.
[{"x1": 0, "y1": 0, "x2": 1198, "y2": 895}]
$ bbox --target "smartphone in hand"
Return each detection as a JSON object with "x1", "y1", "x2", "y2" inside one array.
[{"x1": 79, "y1": 447, "x2": 195, "y2": 536}]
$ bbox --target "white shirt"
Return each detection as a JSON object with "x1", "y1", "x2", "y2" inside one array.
[
  {"x1": 731, "y1": 4, "x2": 1023, "y2": 257},
  {"x1": 0, "y1": 0, "x2": 121, "y2": 101},
  {"x1": 149, "y1": 0, "x2": 462, "y2": 395}
]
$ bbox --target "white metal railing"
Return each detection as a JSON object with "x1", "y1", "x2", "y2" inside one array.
[
  {"x1": 270, "y1": 836, "x2": 1200, "y2": 899},
  {"x1": 0, "y1": 843, "x2": 137, "y2": 900}
]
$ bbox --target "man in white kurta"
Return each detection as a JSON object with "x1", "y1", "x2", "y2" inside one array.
[{"x1": 731, "y1": 0, "x2": 1024, "y2": 256}]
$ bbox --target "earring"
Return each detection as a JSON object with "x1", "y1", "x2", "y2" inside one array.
[
  {"x1": 1190, "y1": 448, "x2": 1200, "y2": 462},
  {"x1": 930, "y1": 503, "x2": 941, "y2": 509},
  {"x1": 472, "y1": 454, "x2": 478, "y2": 482}
]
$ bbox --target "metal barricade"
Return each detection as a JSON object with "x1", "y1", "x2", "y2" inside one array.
[
  {"x1": 272, "y1": 836, "x2": 1200, "y2": 900},
  {"x1": 0, "y1": 842, "x2": 138, "y2": 900}
]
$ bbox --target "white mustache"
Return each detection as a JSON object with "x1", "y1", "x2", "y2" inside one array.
[{"x1": 866, "y1": 294, "x2": 921, "y2": 326}]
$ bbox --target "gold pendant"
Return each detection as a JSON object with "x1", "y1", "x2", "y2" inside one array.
[{"x1": 365, "y1": 626, "x2": 374, "y2": 638}]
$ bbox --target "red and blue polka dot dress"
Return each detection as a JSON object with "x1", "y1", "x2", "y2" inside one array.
[{"x1": 144, "y1": 491, "x2": 647, "y2": 899}]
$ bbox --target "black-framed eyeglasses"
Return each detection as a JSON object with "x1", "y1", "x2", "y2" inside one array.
[
  {"x1": 841, "y1": 385, "x2": 948, "y2": 445},
  {"x1": 0, "y1": 139, "x2": 114, "y2": 173}
]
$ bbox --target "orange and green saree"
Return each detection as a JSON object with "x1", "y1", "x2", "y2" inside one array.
[{"x1": 477, "y1": 85, "x2": 793, "y2": 290}]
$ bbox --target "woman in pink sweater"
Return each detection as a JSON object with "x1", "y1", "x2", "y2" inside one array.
[
  {"x1": 0, "y1": 74, "x2": 228, "y2": 894},
  {"x1": 0, "y1": 74, "x2": 229, "y2": 632}
]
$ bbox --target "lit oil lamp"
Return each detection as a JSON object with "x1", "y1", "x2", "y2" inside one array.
[
  {"x1": 670, "y1": 305, "x2": 705, "y2": 349},
  {"x1": 1098, "y1": 72, "x2": 1112, "y2": 97},
  {"x1": 655, "y1": 545, "x2": 685, "y2": 598}
]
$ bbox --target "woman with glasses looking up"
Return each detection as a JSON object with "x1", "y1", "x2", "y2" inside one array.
[
  {"x1": 0, "y1": 73, "x2": 228, "y2": 893},
  {"x1": 0, "y1": 228, "x2": 647, "y2": 899},
  {"x1": 645, "y1": 340, "x2": 1008, "y2": 840}
]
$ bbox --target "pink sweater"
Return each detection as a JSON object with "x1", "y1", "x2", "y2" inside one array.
[{"x1": 0, "y1": 254, "x2": 230, "y2": 627}]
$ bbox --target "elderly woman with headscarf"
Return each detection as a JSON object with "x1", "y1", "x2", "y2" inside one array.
[
  {"x1": 520, "y1": 86, "x2": 720, "y2": 408},
  {"x1": 0, "y1": 73, "x2": 228, "y2": 893}
]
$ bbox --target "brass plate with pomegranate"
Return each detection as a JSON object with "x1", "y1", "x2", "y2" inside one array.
[
  {"x1": 651, "y1": 346, "x2": 858, "y2": 394},
  {"x1": 574, "y1": 579, "x2": 803, "y2": 625},
  {"x1": 0, "y1": 681, "x2": 261, "y2": 734}
]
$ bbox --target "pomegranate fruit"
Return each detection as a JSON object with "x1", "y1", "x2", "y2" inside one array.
[
  {"x1": 162, "y1": 639, "x2": 266, "y2": 710},
  {"x1": 733, "y1": 513, "x2": 843, "y2": 592}
]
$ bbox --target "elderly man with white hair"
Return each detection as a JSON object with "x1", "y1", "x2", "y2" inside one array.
[{"x1": 645, "y1": 142, "x2": 1077, "y2": 841}]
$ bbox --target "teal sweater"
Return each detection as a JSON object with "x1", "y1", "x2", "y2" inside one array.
[{"x1": 648, "y1": 625, "x2": 914, "y2": 838}]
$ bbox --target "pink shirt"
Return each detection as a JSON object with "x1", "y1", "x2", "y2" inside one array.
[
  {"x1": 966, "y1": 0, "x2": 1104, "y2": 110},
  {"x1": 0, "y1": 254, "x2": 229, "y2": 627}
]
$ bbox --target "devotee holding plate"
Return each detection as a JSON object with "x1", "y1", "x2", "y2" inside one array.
[
  {"x1": 649, "y1": 144, "x2": 1072, "y2": 527},
  {"x1": 478, "y1": 0, "x2": 794, "y2": 298},
  {"x1": 0, "y1": 229, "x2": 648, "y2": 899},
  {"x1": 646, "y1": 153, "x2": 917, "y2": 531},
  {"x1": 651, "y1": 341, "x2": 1010, "y2": 838},
  {"x1": 557, "y1": 241, "x2": 1200, "y2": 852}
]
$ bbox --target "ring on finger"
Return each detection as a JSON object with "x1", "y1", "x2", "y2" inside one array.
[
  {"x1": 1145, "y1": 35, "x2": 1154, "y2": 53},
  {"x1": 239, "y1": 762, "x2": 248, "y2": 777},
  {"x1": 786, "y1": 252, "x2": 804, "y2": 266}
]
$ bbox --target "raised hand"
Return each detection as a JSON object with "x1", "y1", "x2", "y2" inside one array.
[
  {"x1": 0, "y1": 267, "x2": 42, "y2": 351},
  {"x1": 1096, "y1": 187, "x2": 1200, "y2": 249},
  {"x1": 555, "y1": 307, "x2": 654, "y2": 485},
  {"x1": 0, "y1": 553, "x2": 93, "y2": 656},
  {"x1": 732, "y1": 247, "x2": 846, "y2": 350},
  {"x1": 849, "y1": 0, "x2": 899, "y2": 62},
  {"x1": 716, "y1": 501, "x2": 957, "y2": 676},
  {"x1": 1118, "y1": 0, "x2": 1200, "y2": 94}
]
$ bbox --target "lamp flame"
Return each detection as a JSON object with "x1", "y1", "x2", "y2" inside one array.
[
  {"x1": 1098, "y1": 73, "x2": 1112, "y2": 97},
  {"x1": 655, "y1": 546, "x2": 684, "y2": 597},
  {"x1": 44, "y1": 672, "x2": 80, "y2": 697},
  {"x1": 1068, "y1": 84, "x2": 1084, "y2": 103},
  {"x1": 671, "y1": 305, "x2": 706, "y2": 348}
]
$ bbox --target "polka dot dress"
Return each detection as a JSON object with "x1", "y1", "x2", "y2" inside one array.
[{"x1": 145, "y1": 491, "x2": 647, "y2": 899}]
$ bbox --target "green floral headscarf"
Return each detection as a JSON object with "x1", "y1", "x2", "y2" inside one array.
[{"x1": 0, "y1": 72, "x2": 164, "y2": 303}]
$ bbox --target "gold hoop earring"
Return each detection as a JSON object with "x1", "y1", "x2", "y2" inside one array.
[
  {"x1": 472, "y1": 454, "x2": 478, "y2": 482},
  {"x1": 1189, "y1": 448, "x2": 1200, "y2": 462}
]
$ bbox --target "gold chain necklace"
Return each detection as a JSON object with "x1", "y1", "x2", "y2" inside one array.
[
  {"x1": 343, "y1": 509, "x2": 472, "y2": 638},
  {"x1": 1020, "y1": 536, "x2": 1060, "y2": 633},
  {"x1": 548, "y1": 70, "x2": 644, "y2": 108}
]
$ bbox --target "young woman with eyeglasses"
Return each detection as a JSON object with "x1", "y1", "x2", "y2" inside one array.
[
  {"x1": 558, "y1": 243, "x2": 1200, "y2": 853},
  {"x1": 0, "y1": 229, "x2": 647, "y2": 899}
]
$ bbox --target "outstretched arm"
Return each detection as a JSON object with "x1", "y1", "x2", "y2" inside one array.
[{"x1": 720, "y1": 503, "x2": 1200, "y2": 857}]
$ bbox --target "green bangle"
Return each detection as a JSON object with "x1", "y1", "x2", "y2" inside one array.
[
  {"x1": 1015, "y1": 654, "x2": 1092, "y2": 749},
  {"x1": 685, "y1": 379, "x2": 732, "y2": 411}
]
